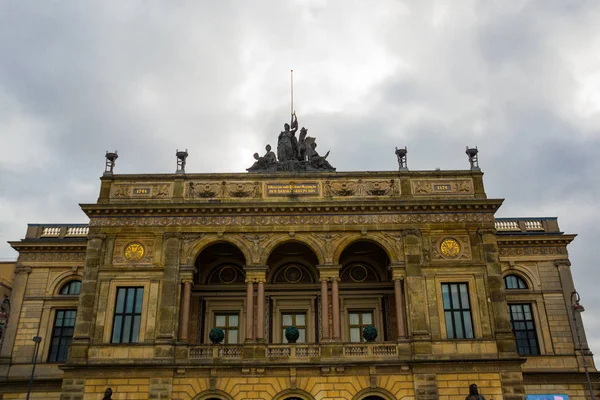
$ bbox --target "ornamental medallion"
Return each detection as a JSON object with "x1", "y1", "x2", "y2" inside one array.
[
  {"x1": 440, "y1": 238, "x2": 461, "y2": 258},
  {"x1": 124, "y1": 242, "x2": 145, "y2": 261}
]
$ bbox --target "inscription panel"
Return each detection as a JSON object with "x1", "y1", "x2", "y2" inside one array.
[
  {"x1": 266, "y1": 182, "x2": 319, "y2": 196},
  {"x1": 411, "y1": 179, "x2": 474, "y2": 196}
]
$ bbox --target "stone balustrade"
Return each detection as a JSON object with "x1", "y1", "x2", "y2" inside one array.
[
  {"x1": 25, "y1": 224, "x2": 89, "y2": 239},
  {"x1": 495, "y1": 217, "x2": 560, "y2": 234}
]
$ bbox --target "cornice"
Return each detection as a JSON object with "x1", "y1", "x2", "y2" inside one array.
[
  {"x1": 9, "y1": 241, "x2": 88, "y2": 253},
  {"x1": 100, "y1": 169, "x2": 484, "y2": 182},
  {"x1": 80, "y1": 199, "x2": 504, "y2": 218},
  {"x1": 496, "y1": 234, "x2": 576, "y2": 246}
]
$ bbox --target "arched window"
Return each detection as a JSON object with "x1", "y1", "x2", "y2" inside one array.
[
  {"x1": 504, "y1": 275, "x2": 527, "y2": 289},
  {"x1": 60, "y1": 280, "x2": 82, "y2": 295}
]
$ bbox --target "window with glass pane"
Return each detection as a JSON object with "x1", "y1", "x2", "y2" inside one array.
[
  {"x1": 60, "y1": 280, "x2": 81, "y2": 295},
  {"x1": 441, "y1": 283, "x2": 474, "y2": 339},
  {"x1": 348, "y1": 311, "x2": 374, "y2": 342},
  {"x1": 504, "y1": 275, "x2": 528, "y2": 289},
  {"x1": 111, "y1": 287, "x2": 144, "y2": 343},
  {"x1": 508, "y1": 303, "x2": 540, "y2": 355},
  {"x1": 281, "y1": 312, "x2": 306, "y2": 343},
  {"x1": 214, "y1": 313, "x2": 239, "y2": 344},
  {"x1": 48, "y1": 309, "x2": 76, "y2": 362}
]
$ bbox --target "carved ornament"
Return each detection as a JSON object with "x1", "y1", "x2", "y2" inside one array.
[
  {"x1": 113, "y1": 238, "x2": 155, "y2": 265},
  {"x1": 411, "y1": 179, "x2": 474, "y2": 196},
  {"x1": 499, "y1": 246, "x2": 568, "y2": 257},
  {"x1": 187, "y1": 181, "x2": 260, "y2": 199},
  {"x1": 431, "y1": 235, "x2": 472, "y2": 260},
  {"x1": 324, "y1": 179, "x2": 399, "y2": 197},
  {"x1": 110, "y1": 183, "x2": 173, "y2": 199},
  {"x1": 91, "y1": 212, "x2": 494, "y2": 228},
  {"x1": 18, "y1": 252, "x2": 86, "y2": 262}
]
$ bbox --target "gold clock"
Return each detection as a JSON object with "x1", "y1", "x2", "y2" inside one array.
[
  {"x1": 124, "y1": 242, "x2": 145, "y2": 261},
  {"x1": 440, "y1": 238, "x2": 461, "y2": 258}
]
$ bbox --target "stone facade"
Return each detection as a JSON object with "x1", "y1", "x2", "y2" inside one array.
[{"x1": 0, "y1": 170, "x2": 597, "y2": 400}]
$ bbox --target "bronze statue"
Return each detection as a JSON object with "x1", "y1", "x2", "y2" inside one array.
[
  {"x1": 465, "y1": 384, "x2": 485, "y2": 400},
  {"x1": 307, "y1": 142, "x2": 333, "y2": 170},
  {"x1": 247, "y1": 113, "x2": 335, "y2": 172},
  {"x1": 277, "y1": 114, "x2": 298, "y2": 162},
  {"x1": 247, "y1": 145, "x2": 277, "y2": 172},
  {"x1": 102, "y1": 388, "x2": 113, "y2": 400}
]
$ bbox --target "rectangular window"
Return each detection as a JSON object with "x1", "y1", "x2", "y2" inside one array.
[
  {"x1": 214, "y1": 313, "x2": 239, "y2": 344},
  {"x1": 48, "y1": 309, "x2": 77, "y2": 362},
  {"x1": 111, "y1": 287, "x2": 144, "y2": 343},
  {"x1": 509, "y1": 303, "x2": 540, "y2": 355},
  {"x1": 282, "y1": 312, "x2": 306, "y2": 343},
  {"x1": 348, "y1": 311, "x2": 374, "y2": 342},
  {"x1": 441, "y1": 283, "x2": 474, "y2": 339}
]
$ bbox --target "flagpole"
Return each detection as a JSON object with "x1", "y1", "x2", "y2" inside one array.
[{"x1": 291, "y1": 69, "x2": 294, "y2": 118}]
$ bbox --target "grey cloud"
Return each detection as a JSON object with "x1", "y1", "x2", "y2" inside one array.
[{"x1": 1, "y1": 0, "x2": 600, "y2": 362}]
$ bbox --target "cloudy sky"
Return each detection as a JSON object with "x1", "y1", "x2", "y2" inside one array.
[{"x1": 1, "y1": 1, "x2": 600, "y2": 361}]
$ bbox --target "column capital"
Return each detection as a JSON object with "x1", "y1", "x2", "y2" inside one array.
[
  {"x1": 317, "y1": 264, "x2": 341, "y2": 281},
  {"x1": 88, "y1": 233, "x2": 107, "y2": 241},
  {"x1": 163, "y1": 232, "x2": 183, "y2": 240},
  {"x1": 180, "y1": 264, "x2": 197, "y2": 273},
  {"x1": 554, "y1": 259, "x2": 572, "y2": 268},
  {"x1": 244, "y1": 265, "x2": 267, "y2": 282},
  {"x1": 388, "y1": 262, "x2": 406, "y2": 281},
  {"x1": 181, "y1": 278, "x2": 194, "y2": 285}
]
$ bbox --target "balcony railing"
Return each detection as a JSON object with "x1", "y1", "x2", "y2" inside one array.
[
  {"x1": 495, "y1": 218, "x2": 560, "y2": 234},
  {"x1": 189, "y1": 343, "x2": 399, "y2": 362},
  {"x1": 27, "y1": 224, "x2": 89, "y2": 239}
]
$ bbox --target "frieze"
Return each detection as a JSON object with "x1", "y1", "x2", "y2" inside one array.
[
  {"x1": 411, "y1": 179, "x2": 474, "y2": 196},
  {"x1": 324, "y1": 179, "x2": 399, "y2": 197},
  {"x1": 90, "y1": 212, "x2": 494, "y2": 228},
  {"x1": 18, "y1": 252, "x2": 86, "y2": 262},
  {"x1": 111, "y1": 183, "x2": 173, "y2": 199},
  {"x1": 112, "y1": 238, "x2": 155, "y2": 265},
  {"x1": 499, "y1": 246, "x2": 568, "y2": 257},
  {"x1": 431, "y1": 235, "x2": 472, "y2": 260},
  {"x1": 187, "y1": 181, "x2": 261, "y2": 199}
]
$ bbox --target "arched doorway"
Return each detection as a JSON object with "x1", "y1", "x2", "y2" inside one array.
[
  {"x1": 266, "y1": 241, "x2": 320, "y2": 343},
  {"x1": 338, "y1": 240, "x2": 393, "y2": 342},
  {"x1": 190, "y1": 242, "x2": 247, "y2": 344}
]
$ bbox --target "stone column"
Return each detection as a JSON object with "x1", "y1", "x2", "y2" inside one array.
[
  {"x1": 394, "y1": 277, "x2": 406, "y2": 339},
  {"x1": 179, "y1": 279, "x2": 193, "y2": 341},
  {"x1": 479, "y1": 228, "x2": 518, "y2": 357},
  {"x1": 555, "y1": 259, "x2": 590, "y2": 351},
  {"x1": 245, "y1": 280, "x2": 254, "y2": 342},
  {"x1": 70, "y1": 234, "x2": 105, "y2": 362},
  {"x1": 320, "y1": 278, "x2": 329, "y2": 340},
  {"x1": 156, "y1": 233, "x2": 182, "y2": 343},
  {"x1": 0, "y1": 266, "x2": 31, "y2": 360},
  {"x1": 256, "y1": 279, "x2": 265, "y2": 341},
  {"x1": 317, "y1": 265, "x2": 340, "y2": 341},
  {"x1": 331, "y1": 278, "x2": 341, "y2": 340}
]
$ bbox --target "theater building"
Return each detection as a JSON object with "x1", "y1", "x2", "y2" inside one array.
[{"x1": 0, "y1": 136, "x2": 597, "y2": 400}]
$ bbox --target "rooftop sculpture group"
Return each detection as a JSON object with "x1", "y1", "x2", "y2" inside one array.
[{"x1": 247, "y1": 113, "x2": 335, "y2": 173}]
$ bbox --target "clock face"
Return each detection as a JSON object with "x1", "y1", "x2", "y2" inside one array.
[
  {"x1": 124, "y1": 242, "x2": 145, "y2": 261},
  {"x1": 440, "y1": 238, "x2": 461, "y2": 258}
]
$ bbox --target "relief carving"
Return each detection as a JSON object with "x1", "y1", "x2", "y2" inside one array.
[
  {"x1": 411, "y1": 179, "x2": 474, "y2": 196},
  {"x1": 110, "y1": 183, "x2": 173, "y2": 199},
  {"x1": 187, "y1": 181, "x2": 261, "y2": 199},
  {"x1": 90, "y1": 212, "x2": 494, "y2": 228},
  {"x1": 241, "y1": 234, "x2": 272, "y2": 264},
  {"x1": 499, "y1": 246, "x2": 568, "y2": 257},
  {"x1": 18, "y1": 252, "x2": 86, "y2": 262},
  {"x1": 325, "y1": 179, "x2": 399, "y2": 197},
  {"x1": 430, "y1": 235, "x2": 472, "y2": 260},
  {"x1": 113, "y1": 238, "x2": 155, "y2": 265}
]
